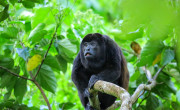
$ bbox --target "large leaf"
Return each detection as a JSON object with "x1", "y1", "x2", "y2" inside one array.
[
  {"x1": 137, "y1": 40, "x2": 164, "y2": 66},
  {"x1": 14, "y1": 78, "x2": 27, "y2": 103},
  {"x1": 44, "y1": 55, "x2": 61, "y2": 72},
  {"x1": 36, "y1": 65, "x2": 57, "y2": 93},
  {"x1": 28, "y1": 23, "x2": 47, "y2": 44},
  {"x1": 31, "y1": 7, "x2": 56, "y2": 28},
  {"x1": 160, "y1": 48, "x2": 175, "y2": 66},
  {"x1": 56, "y1": 55, "x2": 67, "y2": 73},
  {"x1": 58, "y1": 39, "x2": 77, "y2": 57}
]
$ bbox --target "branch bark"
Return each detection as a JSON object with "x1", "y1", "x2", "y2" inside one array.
[
  {"x1": 33, "y1": 25, "x2": 59, "y2": 80},
  {"x1": 89, "y1": 65, "x2": 166, "y2": 110},
  {"x1": 92, "y1": 81, "x2": 131, "y2": 110},
  {"x1": 0, "y1": 66, "x2": 33, "y2": 81}
]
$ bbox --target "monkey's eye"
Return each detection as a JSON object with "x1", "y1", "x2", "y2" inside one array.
[
  {"x1": 90, "y1": 41, "x2": 97, "y2": 47},
  {"x1": 84, "y1": 42, "x2": 88, "y2": 47}
]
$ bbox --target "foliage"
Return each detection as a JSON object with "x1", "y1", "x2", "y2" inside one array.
[{"x1": 0, "y1": 0, "x2": 180, "y2": 109}]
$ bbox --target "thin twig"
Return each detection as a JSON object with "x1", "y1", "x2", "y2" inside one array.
[
  {"x1": 0, "y1": 66, "x2": 33, "y2": 81},
  {"x1": 153, "y1": 65, "x2": 166, "y2": 80},
  {"x1": 33, "y1": 25, "x2": 59, "y2": 80},
  {"x1": 142, "y1": 66, "x2": 152, "y2": 81},
  {"x1": 34, "y1": 81, "x2": 52, "y2": 110}
]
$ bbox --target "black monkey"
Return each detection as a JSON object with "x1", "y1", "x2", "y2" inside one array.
[{"x1": 71, "y1": 33, "x2": 129, "y2": 110}]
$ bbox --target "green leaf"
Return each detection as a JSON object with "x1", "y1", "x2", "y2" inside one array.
[
  {"x1": 160, "y1": 48, "x2": 175, "y2": 66},
  {"x1": 14, "y1": 78, "x2": 27, "y2": 103},
  {"x1": 58, "y1": 39, "x2": 77, "y2": 57},
  {"x1": 146, "y1": 94, "x2": 161, "y2": 110},
  {"x1": 26, "y1": 0, "x2": 43, "y2": 3},
  {"x1": 22, "y1": 1, "x2": 35, "y2": 9},
  {"x1": 137, "y1": 40, "x2": 164, "y2": 66},
  {"x1": 9, "y1": 0, "x2": 18, "y2": 5},
  {"x1": 0, "y1": 27, "x2": 18, "y2": 39},
  {"x1": 28, "y1": 23, "x2": 47, "y2": 44},
  {"x1": 0, "y1": 5, "x2": 9, "y2": 22},
  {"x1": 56, "y1": 55, "x2": 67, "y2": 73},
  {"x1": 25, "y1": 21, "x2": 31, "y2": 32},
  {"x1": 0, "y1": 1, "x2": 8, "y2": 6},
  {"x1": 0, "y1": 56, "x2": 14, "y2": 70},
  {"x1": 63, "y1": 8, "x2": 74, "y2": 26},
  {"x1": 0, "y1": 74, "x2": 13, "y2": 88},
  {"x1": 31, "y1": 7, "x2": 56, "y2": 28},
  {"x1": 152, "y1": 72, "x2": 176, "y2": 98},
  {"x1": 0, "y1": 67, "x2": 19, "y2": 88},
  {"x1": 44, "y1": 55, "x2": 61, "y2": 72},
  {"x1": 16, "y1": 48, "x2": 30, "y2": 61},
  {"x1": 130, "y1": 71, "x2": 140, "y2": 82},
  {"x1": 59, "y1": 102, "x2": 75, "y2": 109},
  {"x1": 37, "y1": 65, "x2": 57, "y2": 93},
  {"x1": 126, "y1": 27, "x2": 144, "y2": 40}
]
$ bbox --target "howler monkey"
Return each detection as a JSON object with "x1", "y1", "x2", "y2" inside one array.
[{"x1": 71, "y1": 33, "x2": 129, "y2": 110}]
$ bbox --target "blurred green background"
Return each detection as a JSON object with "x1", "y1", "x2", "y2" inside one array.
[{"x1": 0, "y1": 0, "x2": 180, "y2": 109}]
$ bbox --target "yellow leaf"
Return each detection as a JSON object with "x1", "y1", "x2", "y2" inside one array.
[
  {"x1": 27, "y1": 55, "x2": 42, "y2": 71},
  {"x1": 152, "y1": 53, "x2": 161, "y2": 65}
]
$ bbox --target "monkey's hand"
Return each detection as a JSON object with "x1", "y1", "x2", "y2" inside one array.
[
  {"x1": 84, "y1": 88, "x2": 93, "y2": 98},
  {"x1": 85, "y1": 103, "x2": 96, "y2": 110},
  {"x1": 88, "y1": 75, "x2": 99, "y2": 89}
]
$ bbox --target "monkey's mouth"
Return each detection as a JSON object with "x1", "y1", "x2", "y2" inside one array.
[{"x1": 85, "y1": 52, "x2": 91, "y2": 56}]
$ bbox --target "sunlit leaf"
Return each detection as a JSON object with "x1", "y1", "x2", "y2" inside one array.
[
  {"x1": 138, "y1": 40, "x2": 164, "y2": 66},
  {"x1": 28, "y1": 23, "x2": 47, "y2": 44},
  {"x1": 27, "y1": 55, "x2": 42, "y2": 71},
  {"x1": 31, "y1": 7, "x2": 56, "y2": 28}
]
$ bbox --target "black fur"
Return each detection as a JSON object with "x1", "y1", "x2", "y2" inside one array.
[{"x1": 71, "y1": 33, "x2": 129, "y2": 110}]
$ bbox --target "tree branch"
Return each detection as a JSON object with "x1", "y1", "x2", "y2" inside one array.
[
  {"x1": 34, "y1": 81, "x2": 52, "y2": 110},
  {"x1": 93, "y1": 80, "x2": 131, "y2": 110},
  {"x1": 153, "y1": 65, "x2": 166, "y2": 80},
  {"x1": 90, "y1": 65, "x2": 166, "y2": 110},
  {"x1": 88, "y1": 89, "x2": 100, "y2": 110},
  {"x1": 0, "y1": 66, "x2": 33, "y2": 81},
  {"x1": 33, "y1": 25, "x2": 59, "y2": 80}
]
